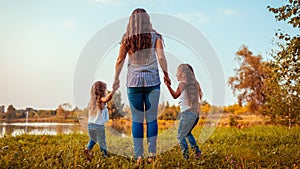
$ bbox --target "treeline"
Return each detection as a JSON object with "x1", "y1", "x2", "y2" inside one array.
[
  {"x1": 0, "y1": 104, "x2": 78, "y2": 122},
  {"x1": 0, "y1": 98, "x2": 252, "y2": 122}
]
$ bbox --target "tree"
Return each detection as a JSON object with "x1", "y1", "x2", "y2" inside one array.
[
  {"x1": 224, "y1": 104, "x2": 248, "y2": 115},
  {"x1": 228, "y1": 46, "x2": 268, "y2": 114},
  {"x1": 107, "y1": 91, "x2": 124, "y2": 120},
  {"x1": 165, "y1": 101, "x2": 170, "y2": 109},
  {"x1": 200, "y1": 100, "x2": 210, "y2": 114},
  {"x1": 0, "y1": 106, "x2": 4, "y2": 113},
  {"x1": 6, "y1": 105, "x2": 17, "y2": 120},
  {"x1": 207, "y1": 105, "x2": 224, "y2": 114},
  {"x1": 56, "y1": 105, "x2": 65, "y2": 119},
  {"x1": 56, "y1": 104, "x2": 68, "y2": 119},
  {"x1": 123, "y1": 105, "x2": 131, "y2": 118},
  {"x1": 158, "y1": 102, "x2": 165, "y2": 115},
  {"x1": 158, "y1": 105, "x2": 180, "y2": 120},
  {"x1": 56, "y1": 103, "x2": 75, "y2": 119},
  {"x1": 266, "y1": 0, "x2": 300, "y2": 127},
  {"x1": 267, "y1": 0, "x2": 300, "y2": 28}
]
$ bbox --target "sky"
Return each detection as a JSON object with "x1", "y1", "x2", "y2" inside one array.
[{"x1": 0, "y1": 0, "x2": 295, "y2": 110}]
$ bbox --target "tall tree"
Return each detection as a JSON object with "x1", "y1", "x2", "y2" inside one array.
[
  {"x1": 56, "y1": 104, "x2": 68, "y2": 119},
  {"x1": 266, "y1": 0, "x2": 300, "y2": 127},
  {"x1": 228, "y1": 46, "x2": 268, "y2": 114},
  {"x1": 6, "y1": 105, "x2": 17, "y2": 120}
]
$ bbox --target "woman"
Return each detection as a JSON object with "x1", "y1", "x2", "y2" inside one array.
[{"x1": 112, "y1": 8, "x2": 170, "y2": 163}]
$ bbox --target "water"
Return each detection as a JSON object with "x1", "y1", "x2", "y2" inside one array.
[
  {"x1": 0, "y1": 122, "x2": 84, "y2": 137},
  {"x1": 0, "y1": 121, "x2": 178, "y2": 138}
]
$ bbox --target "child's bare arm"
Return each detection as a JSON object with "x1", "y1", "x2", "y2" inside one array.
[
  {"x1": 167, "y1": 82, "x2": 184, "y2": 99},
  {"x1": 101, "y1": 90, "x2": 115, "y2": 103}
]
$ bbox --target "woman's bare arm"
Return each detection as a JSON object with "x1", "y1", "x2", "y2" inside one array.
[
  {"x1": 113, "y1": 44, "x2": 127, "y2": 90},
  {"x1": 156, "y1": 38, "x2": 171, "y2": 85}
]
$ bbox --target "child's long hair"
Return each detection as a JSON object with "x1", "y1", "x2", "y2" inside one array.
[
  {"x1": 121, "y1": 8, "x2": 162, "y2": 54},
  {"x1": 178, "y1": 64, "x2": 202, "y2": 111},
  {"x1": 186, "y1": 64, "x2": 203, "y2": 100},
  {"x1": 88, "y1": 81, "x2": 107, "y2": 117}
]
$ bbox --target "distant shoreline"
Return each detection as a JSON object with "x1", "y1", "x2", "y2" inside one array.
[
  {"x1": 0, "y1": 117, "x2": 79, "y2": 123},
  {"x1": 0, "y1": 114, "x2": 268, "y2": 128}
]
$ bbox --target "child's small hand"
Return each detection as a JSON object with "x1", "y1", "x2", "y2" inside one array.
[
  {"x1": 164, "y1": 77, "x2": 171, "y2": 86},
  {"x1": 164, "y1": 76, "x2": 171, "y2": 86},
  {"x1": 111, "y1": 88, "x2": 116, "y2": 95}
]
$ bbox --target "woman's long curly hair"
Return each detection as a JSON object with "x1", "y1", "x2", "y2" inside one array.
[
  {"x1": 121, "y1": 8, "x2": 162, "y2": 54},
  {"x1": 88, "y1": 81, "x2": 107, "y2": 117},
  {"x1": 178, "y1": 64, "x2": 202, "y2": 111}
]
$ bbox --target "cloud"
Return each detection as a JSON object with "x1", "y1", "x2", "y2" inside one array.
[
  {"x1": 221, "y1": 9, "x2": 240, "y2": 17},
  {"x1": 63, "y1": 19, "x2": 75, "y2": 29},
  {"x1": 89, "y1": 0, "x2": 123, "y2": 4},
  {"x1": 175, "y1": 12, "x2": 209, "y2": 25}
]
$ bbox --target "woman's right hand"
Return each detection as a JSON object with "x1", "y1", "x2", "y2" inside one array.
[{"x1": 164, "y1": 76, "x2": 171, "y2": 86}]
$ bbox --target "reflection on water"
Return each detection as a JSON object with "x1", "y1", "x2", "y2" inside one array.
[
  {"x1": 0, "y1": 122, "x2": 84, "y2": 137},
  {"x1": 1, "y1": 121, "x2": 177, "y2": 138}
]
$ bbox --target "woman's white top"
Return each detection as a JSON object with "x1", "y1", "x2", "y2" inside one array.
[
  {"x1": 126, "y1": 32, "x2": 161, "y2": 87},
  {"x1": 88, "y1": 105, "x2": 109, "y2": 125}
]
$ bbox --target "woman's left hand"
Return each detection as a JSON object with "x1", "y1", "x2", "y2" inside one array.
[{"x1": 112, "y1": 79, "x2": 120, "y2": 91}]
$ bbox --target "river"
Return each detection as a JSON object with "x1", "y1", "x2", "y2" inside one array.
[{"x1": 0, "y1": 122, "x2": 84, "y2": 137}]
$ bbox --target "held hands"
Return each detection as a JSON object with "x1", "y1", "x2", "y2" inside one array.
[
  {"x1": 164, "y1": 75, "x2": 171, "y2": 87},
  {"x1": 110, "y1": 88, "x2": 116, "y2": 95}
]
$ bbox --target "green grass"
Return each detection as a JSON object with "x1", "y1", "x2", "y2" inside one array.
[{"x1": 0, "y1": 126, "x2": 299, "y2": 168}]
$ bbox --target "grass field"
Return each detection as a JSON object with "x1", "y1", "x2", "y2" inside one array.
[{"x1": 0, "y1": 125, "x2": 299, "y2": 168}]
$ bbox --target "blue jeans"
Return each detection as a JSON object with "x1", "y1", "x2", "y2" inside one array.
[
  {"x1": 86, "y1": 123, "x2": 107, "y2": 157},
  {"x1": 177, "y1": 111, "x2": 201, "y2": 159},
  {"x1": 127, "y1": 85, "x2": 160, "y2": 158}
]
